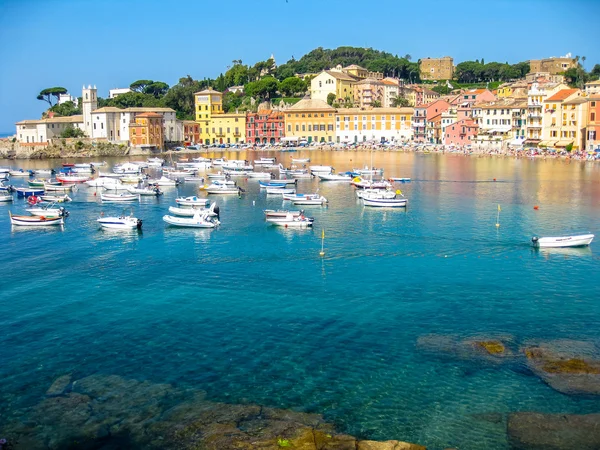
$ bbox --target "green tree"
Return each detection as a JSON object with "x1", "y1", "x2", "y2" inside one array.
[
  {"x1": 455, "y1": 61, "x2": 484, "y2": 83},
  {"x1": 224, "y1": 63, "x2": 249, "y2": 87},
  {"x1": 144, "y1": 81, "x2": 169, "y2": 98},
  {"x1": 222, "y1": 91, "x2": 243, "y2": 112},
  {"x1": 431, "y1": 85, "x2": 452, "y2": 95},
  {"x1": 245, "y1": 77, "x2": 279, "y2": 100},
  {"x1": 371, "y1": 100, "x2": 382, "y2": 107},
  {"x1": 162, "y1": 75, "x2": 211, "y2": 120},
  {"x1": 590, "y1": 64, "x2": 600, "y2": 80},
  {"x1": 278, "y1": 77, "x2": 307, "y2": 97},
  {"x1": 130, "y1": 80, "x2": 153, "y2": 93},
  {"x1": 326, "y1": 92, "x2": 336, "y2": 106},
  {"x1": 391, "y1": 96, "x2": 410, "y2": 107},
  {"x1": 48, "y1": 100, "x2": 81, "y2": 117},
  {"x1": 36, "y1": 87, "x2": 68, "y2": 107},
  {"x1": 60, "y1": 124, "x2": 86, "y2": 138}
]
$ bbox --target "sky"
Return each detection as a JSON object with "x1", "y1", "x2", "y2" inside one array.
[{"x1": 0, "y1": 0, "x2": 598, "y2": 133}]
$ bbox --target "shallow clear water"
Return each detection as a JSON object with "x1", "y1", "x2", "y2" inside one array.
[{"x1": 1, "y1": 151, "x2": 600, "y2": 449}]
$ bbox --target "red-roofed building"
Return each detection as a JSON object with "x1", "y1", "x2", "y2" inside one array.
[
  {"x1": 541, "y1": 89, "x2": 587, "y2": 149},
  {"x1": 412, "y1": 99, "x2": 451, "y2": 142},
  {"x1": 444, "y1": 118, "x2": 479, "y2": 146},
  {"x1": 246, "y1": 110, "x2": 285, "y2": 144}
]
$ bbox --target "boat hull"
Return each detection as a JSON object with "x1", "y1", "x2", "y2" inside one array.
[
  {"x1": 363, "y1": 197, "x2": 408, "y2": 207},
  {"x1": 98, "y1": 217, "x2": 142, "y2": 230},
  {"x1": 162, "y1": 215, "x2": 217, "y2": 228},
  {"x1": 9, "y1": 214, "x2": 63, "y2": 226},
  {"x1": 532, "y1": 234, "x2": 594, "y2": 248}
]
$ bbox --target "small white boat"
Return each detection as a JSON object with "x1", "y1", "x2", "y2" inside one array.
[
  {"x1": 31, "y1": 169, "x2": 54, "y2": 176},
  {"x1": 362, "y1": 192, "x2": 408, "y2": 208},
  {"x1": 356, "y1": 189, "x2": 396, "y2": 199},
  {"x1": 263, "y1": 209, "x2": 302, "y2": 219},
  {"x1": 353, "y1": 166, "x2": 384, "y2": 176},
  {"x1": 41, "y1": 194, "x2": 71, "y2": 203},
  {"x1": 163, "y1": 211, "x2": 220, "y2": 228},
  {"x1": 147, "y1": 157, "x2": 164, "y2": 167},
  {"x1": 254, "y1": 157, "x2": 276, "y2": 165},
  {"x1": 291, "y1": 158, "x2": 310, "y2": 163},
  {"x1": 532, "y1": 234, "x2": 594, "y2": 248},
  {"x1": 318, "y1": 173, "x2": 352, "y2": 182},
  {"x1": 113, "y1": 162, "x2": 142, "y2": 174},
  {"x1": 9, "y1": 169, "x2": 29, "y2": 177},
  {"x1": 212, "y1": 158, "x2": 227, "y2": 166},
  {"x1": 27, "y1": 204, "x2": 69, "y2": 218},
  {"x1": 265, "y1": 187, "x2": 296, "y2": 195},
  {"x1": 175, "y1": 196, "x2": 211, "y2": 207},
  {"x1": 44, "y1": 184, "x2": 74, "y2": 192},
  {"x1": 205, "y1": 184, "x2": 242, "y2": 195},
  {"x1": 207, "y1": 172, "x2": 228, "y2": 180},
  {"x1": 184, "y1": 176, "x2": 205, "y2": 183},
  {"x1": 0, "y1": 193, "x2": 13, "y2": 202},
  {"x1": 223, "y1": 170, "x2": 251, "y2": 177},
  {"x1": 147, "y1": 176, "x2": 177, "y2": 186},
  {"x1": 266, "y1": 213, "x2": 314, "y2": 228},
  {"x1": 56, "y1": 174, "x2": 90, "y2": 184},
  {"x1": 168, "y1": 203, "x2": 219, "y2": 217},
  {"x1": 126, "y1": 186, "x2": 163, "y2": 196},
  {"x1": 246, "y1": 172, "x2": 273, "y2": 179},
  {"x1": 120, "y1": 175, "x2": 145, "y2": 184},
  {"x1": 86, "y1": 177, "x2": 122, "y2": 188},
  {"x1": 9, "y1": 212, "x2": 64, "y2": 226},
  {"x1": 71, "y1": 166, "x2": 93, "y2": 174},
  {"x1": 309, "y1": 165, "x2": 333, "y2": 174},
  {"x1": 98, "y1": 172, "x2": 125, "y2": 178},
  {"x1": 90, "y1": 161, "x2": 107, "y2": 167},
  {"x1": 292, "y1": 195, "x2": 328, "y2": 206},
  {"x1": 390, "y1": 177, "x2": 411, "y2": 182},
  {"x1": 101, "y1": 193, "x2": 139, "y2": 203},
  {"x1": 352, "y1": 177, "x2": 392, "y2": 190},
  {"x1": 290, "y1": 170, "x2": 313, "y2": 179},
  {"x1": 97, "y1": 215, "x2": 142, "y2": 230}
]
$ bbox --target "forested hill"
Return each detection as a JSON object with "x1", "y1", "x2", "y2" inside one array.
[{"x1": 276, "y1": 46, "x2": 419, "y2": 80}]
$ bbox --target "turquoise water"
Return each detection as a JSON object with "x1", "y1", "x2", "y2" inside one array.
[{"x1": 1, "y1": 152, "x2": 600, "y2": 449}]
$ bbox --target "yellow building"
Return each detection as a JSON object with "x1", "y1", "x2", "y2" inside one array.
[
  {"x1": 194, "y1": 88, "x2": 246, "y2": 144},
  {"x1": 335, "y1": 107, "x2": 414, "y2": 143},
  {"x1": 283, "y1": 98, "x2": 336, "y2": 143},
  {"x1": 420, "y1": 57, "x2": 454, "y2": 80},
  {"x1": 129, "y1": 112, "x2": 164, "y2": 149},
  {"x1": 540, "y1": 88, "x2": 588, "y2": 149},
  {"x1": 310, "y1": 70, "x2": 358, "y2": 104}
]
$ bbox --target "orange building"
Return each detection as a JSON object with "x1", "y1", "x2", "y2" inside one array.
[
  {"x1": 129, "y1": 112, "x2": 164, "y2": 149},
  {"x1": 183, "y1": 120, "x2": 200, "y2": 145}
]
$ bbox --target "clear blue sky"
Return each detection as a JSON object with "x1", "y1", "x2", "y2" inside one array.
[{"x1": 0, "y1": 0, "x2": 598, "y2": 133}]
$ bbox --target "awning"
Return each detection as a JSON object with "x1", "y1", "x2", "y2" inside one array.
[
  {"x1": 538, "y1": 140, "x2": 555, "y2": 147},
  {"x1": 554, "y1": 140, "x2": 573, "y2": 147},
  {"x1": 280, "y1": 137, "x2": 299, "y2": 142}
]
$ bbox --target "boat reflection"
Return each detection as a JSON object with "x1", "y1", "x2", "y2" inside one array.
[{"x1": 535, "y1": 246, "x2": 593, "y2": 259}]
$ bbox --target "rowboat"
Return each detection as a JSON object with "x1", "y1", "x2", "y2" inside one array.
[
  {"x1": 532, "y1": 234, "x2": 594, "y2": 248},
  {"x1": 0, "y1": 193, "x2": 12, "y2": 202},
  {"x1": 168, "y1": 203, "x2": 219, "y2": 217},
  {"x1": 44, "y1": 184, "x2": 74, "y2": 192},
  {"x1": 9, "y1": 169, "x2": 29, "y2": 177},
  {"x1": 291, "y1": 158, "x2": 310, "y2": 163},
  {"x1": 56, "y1": 174, "x2": 90, "y2": 184},
  {"x1": 362, "y1": 193, "x2": 408, "y2": 208},
  {"x1": 9, "y1": 212, "x2": 64, "y2": 226},
  {"x1": 259, "y1": 180, "x2": 288, "y2": 188},
  {"x1": 29, "y1": 179, "x2": 57, "y2": 187},
  {"x1": 97, "y1": 215, "x2": 142, "y2": 230},
  {"x1": 40, "y1": 194, "x2": 71, "y2": 203},
  {"x1": 101, "y1": 193, "x2": 139, "y2": 203},
  {"x1": 356, "y1": 189, "x2": 397, "y2": 199},
  {"x1": 15, "y1": 187, "x2": 44, "y2": 197},
  {"x1": 266, "y1": 213, "x2": 314, "y2": 228},
  {"x1": 163, "y1": 211, "x2": 220, "y2": 228},
  {"x1": 246, "y1": 172, "x2": 273, "y2": 179},
  {"x1": 126, "y1": 186, "x2": 163, "y2": 196},
  {"x1": 309, "y1": 165, "x2": 333, "y2": 174},
  {"x1": 175, "y1": 196, "x2": 211, "y2": 207}
]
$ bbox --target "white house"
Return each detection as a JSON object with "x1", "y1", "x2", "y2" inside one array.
[
  {"x1": 15, "y1": 116, "x2": 84, "y2": 144},
  {"x1": 58, "y1": 92, "x2": 79, "y2": 106},
  {"x1": 109, "y1": 88, "x2": 132, "y2": 98}
]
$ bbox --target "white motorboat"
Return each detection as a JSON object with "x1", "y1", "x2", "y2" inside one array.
[
  {"x1": 254, "y1": 157, "x2": 276, "y2": 165},
  {"x1": 0, "y1": 193, "x2": 13, "y2": 202},
  {"x1": 266, "y1": 213, "x2": 314, "y2": 228},
  {"x1": 309, "y1": 165, "x2": 333, "y2": 174},
  {"x1": 147, "y1": 176, "x2": 177, "y2": 186},
  {"x1": 86, "y1": 177, "x2": 122, "y2": 188},
  {"x1": 100, "y1": 181, "x2": 129, "y2": 191},
  {"x1": 223, "y1": 160, "x2": 253, "y2": 171},
  {"x1": 98, "y1": 172, "x2": 125, "y2": 178},
  {"x1": 532, "y1": 234, "x2": 594, "y2": 248},
  {"x1": 74, "y1": 163, "x2": 93, "y2": 169},
  {"x1": 113, "y1": 162, "x2": 142, "y2": 174},
  {"x1": 292, "y1": 195, "x2": 328, "y2": 206},
  {"x1": 223, "y1": 169, "x2": 251, "y2": 177},
  {"x1": 282, "y1": 192, "x2": 321, "y2": 201},
  {"x1": 291, "y1": 158, "x2": 310, "y2": 163},
  {"x1": 56, "y1": 174, "x2": 90, "y2": 183},
  {"x1": 353, "y1": 166, "x2": 384, "y2": 176},
  {"x1": 207, "y1": 172, "x2": 228, "y2": 180},
  {"x1": 147, "y1": 157, "x2": 164, "y2": 167},
  {"x1": 90, "y1": 161, "x2": 107, "y2": 167},
  {"x1": 41, "y1": 194, "x2": 71, "y2": 203},
  {"x1": 9, "y1": 169, "x2": 29, "y2": 177},
  {"x1": 175, "y1": 196, "x2": 211, "y2": 207},
  {"x1": 212, "y1": 158, "x2": 227, "y2": 166},
  {"x1": 192, "y1": 157, "x2": 211, "y2": 163},
  {"x1": 168, "y1": 203, "x2": 219, "y2": 217},
  {"x1": 184, "y1": 176, "x2": 205, "y2": 183},
  {"x1": 31, "y1": 169, "x2": 54, "y2": 176},
  {"x1": 205, "y1": 184, "x2": 243, "y2": 195},
  {"x1": 101, "y1": 193, "x2": 139, "y2": 202},
  {"x1": 71, "y1": 166, "x2": 93, "y2": 174},
  {"x1": 362, "y1": 191, "x2": 408, "y2": 208},
  {"x1": 356, "y1": 188, "x2": 397, "y2": 199},
  {"x1": 163, "y1": 211, "x2": 220, "y2": 228},
  {"x1": 97, "y1": 215, "x2": 142, "y2": 230},
  {"x1": 246, "y1": 172, "x2": 273, "y2": 179},
  {"x1": 265, "y1": 187, "x2": 296, "y2": 195},
  {"x1": 126, "y1": 186, "x2": 163, "y2": 196},
  {"x1": 263, "y1": 209, "x2": 302, "y2": 219},
  {"x1": 290, "y1": 170, "x2": 312, "y2": 179},
  {"x1": 318, "y1": 173, "x2": 352, "y2": 182},
  {"x1": 9, "y1": 212, "x2": 64, "y2": 226},
  {"x1": 27, "y1": 204, "x2": 69, "y2": 218},
  {"x1": 352, "y1": 177, "x2": 392, "y2": 189},
  {"x1": 120, "y1": 175, "x2": 145, "y2": 184}
]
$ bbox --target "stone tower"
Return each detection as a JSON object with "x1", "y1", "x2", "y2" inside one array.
[{"x1": 82, "y1": 85, "x2": 98, "y2": 137}]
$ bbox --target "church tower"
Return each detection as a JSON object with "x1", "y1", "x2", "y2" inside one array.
[{"x1": 82, "y1": 85, "x2": 98, "y2": 137}]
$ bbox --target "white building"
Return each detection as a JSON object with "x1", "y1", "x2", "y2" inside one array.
[
  {"x1": 15, "y1": 116, "x2": 84, "y2": 144},
  {"x1": 382, "y1": 78, "x2": 400, "y2": 108},
  {"x1": 109, "y1": 88, "x2": 132, "y2": 98},
  {"x1": 335, "y1": 108, "x2": 413, "y2": 144},
  {"x1": 440, "y1": 108, "x2": 457, "y2": 144},
  {"x1": 584, "y1": 80, "x2": 600, "y2": 96},
  {"x1": 525, "y1": 81, "x2": 568, "y2": 144},
  {"x1": 58, "y1": 93, "x2": 79, "y2": 107},
  {"x1": 474, "y1": 98, "x2": 528, "y2": 149},
  {"x1": 310, "y1": 70, "x2": 357, "y2": 103}
]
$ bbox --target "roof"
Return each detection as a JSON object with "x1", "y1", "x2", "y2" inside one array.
[
  {"x1": 194, "y1": 88, "x2": 222, "y2": 95},
  {"x1": 356, "y1": 77, "x2": 384, "y2": 85},
  {"x1": 545, "y1": 89, "x2": 579, "y2": 102},
  {"x1": 91, "y1": 107, "x2": 122, "y2": 113},
  {"x1": 335, "y1": 107, "x2": 414, "y2": 114},
  {"x1": 91, "y1": 107, "x2": 175, "y2": 114},
  {"x1": 344, "y1": 64, "x2": 367, "y2": 71},
  {"x1": 135, "y1": 112, "x2": 163, "y2": 118},
  {"x1": 323, "y1": 70, "x2": 358, "y2": 82},
  {"x1": 586, "y1": 80, "x2": 600, "y2": 86},
  {"x1": 287, "y1": 98, "x2": 336, "y2": 111},
  {"x1": 16, "y1": 115, "x2": 83, "y2": 125},
  {"x1": 564, "y1": 97, "x2": 587, "y2": 105}
]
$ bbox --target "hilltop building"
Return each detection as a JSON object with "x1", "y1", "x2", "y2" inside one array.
[
  {"x1": 419, "y1": 57, "x2": 454, "y2": 81},
  {"x1": 530, "y1": 54, "x2": 577, "y2": 75}
]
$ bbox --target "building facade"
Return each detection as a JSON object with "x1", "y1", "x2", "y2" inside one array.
[
  {"x1": 335, "y1": 107, "x2": 413, "y2": 144},
  {"x1": 15, "y1": 116, "x2": 84, "y2": 144},
  {"x1": 475, "y1": 99, "x2": 528, "y2": 148},
  {"x1": 194, "y1": 88, "x2": 245, "y2": 144},
  {"x1": 183, "y1": 121, "x2": 200, "y2": 145},
  {"x1": 587, "y1": 96, "x2": 600, "y2": 152},
  {"x1": 530, "y1": 55, "x2": 577, "y2": 75},
  {"x1": 354, "y1": 78, "x2": 385, "y2": 108},
  {"x1": 246, "y1": 110, "x2": 285, "y2": 144},
  {"x1": 129, "y1": 112, "x2": 164, "y2": 149},
  {"x1": 310, "y1": 70, "x2": 358, "y2": 103},
  {"x1": 420, "y1": 57, "x2": 454, "y2": 80},
  {"x1": 283, "y1": 98, "x2": 336, "y2": 143},
  {"x1": 525, "y1": 82, "x2": 568, "y2": 146},
  {"x1": 540, "y1": 89, "x2": 588, "y2": 149},
  {"x1": 412, "y1": 99, "x2": 451, "y2": 142},
  {"x1": 444, "y1": 119, "x2": 478, "y2": 146}
]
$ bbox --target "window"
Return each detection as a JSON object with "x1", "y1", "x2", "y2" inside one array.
[
  {"x1": 308, "y1": 125, "x2": 312, "y2": 131},
  {"x1": 93, "y1": 123, "x2": 96, "y2": 130},
  {"x1": 592, "y1": 113, "x2": 596, "y2": 121},
  {"x1": 101, "y1": 123, "x2": 104, "y2": 130},
  {"x1": 295, "y1": 125, "x2": 299, "y2": 132},
  {"x1": 288, "y1": 125, "x2": 291, "y2": 132},
  {"x1": 302, "y1": 125, "x2": 305, "y2": 131}
]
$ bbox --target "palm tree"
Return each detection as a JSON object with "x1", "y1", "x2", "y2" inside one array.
[{"x1": 372, "y1": 100, "x2": 382, "y2": 108}]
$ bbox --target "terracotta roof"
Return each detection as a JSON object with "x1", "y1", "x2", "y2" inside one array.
[
  {"x1": 564, "y1": 97, "x2": 587, "y2": 105},
  {"x1": 126, "y1": 107, "x2": 175, "y2": 113},
  {"x1": 335, "y1": 107, "x2": 414, "y2": 114},
  {"x1": 545, "y1": 89, "x2": 579, "y2": 102},
  {"x1": 16, "y1": 115, "x2": 83, "y2": 125},
  {"x1": 135, "y1": 112, "x2": 163, "y2": 118},
  {"x1": 324, "y1": 70, "x2": 358, "y2": 82},
  {"x1": 344, "y1": 64, "x2": 367, "y2": 71},
  {"x1": 288, "y1": 98, "x2": 336, "y2": 111},
  {"x1": 194, "y1": 88, "x2": 222, "y2": 95}
]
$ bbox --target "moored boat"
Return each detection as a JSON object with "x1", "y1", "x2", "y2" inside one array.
[
  {"x1": 27, "y1": 204, "x2": 69, "y2": 218},
  {"x1": 40, "y1": 194, "x2": 71, "y2": 203},
  {"x1": 56, "y1": 174, "x2": 90, "y2": 184},
  {"x1": 163, "y1": 211, "x2": 220, "y2": 228},
  {"x1": 100, "y1": 193, "x2": 139, "y2": 203},
  {"x1": 263, "y1": 209, "x2": 302, "y2": 219},
  {"x1": 532, "y1": 234, "x2": 594, "y2": 248},
  {"x1": 265, "y1": 187, "x2": 296, "y2": 195},
  {"x1": 44, "y1": 184, "x2": 74, "y2": 192},
  {"x1": 309, "y1": 165, "x2": 333, "y2": 174},
  {"x1": 9, "y1": 212, "x2": 64, "y2": 226},
  {"x1": 266, "y1": 213, "x2": 314, "y2": 228},
  {"x1": 291, "y1": 195, "x2": 328, "y2": 206},
  {"x1": 0, "y1": 193, "x2": 13, "y2": 202},
  {"x1": 175, "y1": 196, "x2": 211, "y2": 207},
  {"x1": 205, "y1": 184, "x2": 243, "y2": 195},
  {"x1": 168, "y1": 203, "x2": 219, "y2": 217},
  {"x1": 97, "y1": 215, "x2": 142, "y2": 230},
  {"x1": 318, "y1": 172, "x2": 353, "y2": 182},
  {"x1": 15, "y1": 187, "x2": 44, "y2": 197},
  {"x1": 9, "y1": 169, "x2": 29, "y2": 177},
  {"x1": 126, "y1": 186, "x2": 163, "y2": 196}
]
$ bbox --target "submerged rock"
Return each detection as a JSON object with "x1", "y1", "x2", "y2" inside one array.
[
  {"x1": 1, "y1": 374, "x2": 427, "y2": 450},
  {"x1": 417, "y1": 334, "x2": 514, "y2": 363},
  {"x1": 508, "y1": 412, "x2": 600, "y2": 450},
  {"x1": 523, "y1": 344, "x2": 600, "y2": 395}
]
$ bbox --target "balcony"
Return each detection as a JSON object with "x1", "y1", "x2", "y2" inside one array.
[
  {"x1": 216, "y1": 133, "x2": 225, "y2": 138},
  {"x1": 234, "y1": 132, "x2": 241, "y2": 137},
  {"x1": 528, "y1": 113, "x2": 542, "y2": 118},
  {"x1": 528, "y1": 124, "x2": 542, "y2": 129}
]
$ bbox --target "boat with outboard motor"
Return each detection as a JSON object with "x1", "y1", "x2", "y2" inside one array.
[
  {"x1": 9, "y1": 211, "x2": 64, "y2": 226},
  {"x1": 168, "y1": 202, "x2": 219, "y2": 217},
  {"x1": 27, "y1": 203, "x2": 69, "y2": 218},
  {"x1": 205, "y1": 184, "x2": 243, "y2": 195},
  {"x1": 266, "y1": 213, "x2": 314, "y2": 228},
  {"x1": 318, "y1": 172, "x2": 353, "y2": 182},
  {"x1": 361, "y1": 190, "x2": 408, "y2": 207},
  {"x1": 126, "y1": 186, "x2": 163, "y2": 196},
  {"x1": 40, "y1": 194, "x2": 71, "y2": 203},
  {"x1": 162, "y1": 211, "x2": 220, "y2": 228},
  {"x1": 97, "y1": 214, "x2": 142, "y2": 230},
  {"x1": 531, "y1": 234, "x2": 594, "y2": 248},
  {"x1": 175, "y1": 196, "x2": 211, "y2": 207},
  {"x1": 101, "y1": 193, "x2": 139, "y2": 203}
]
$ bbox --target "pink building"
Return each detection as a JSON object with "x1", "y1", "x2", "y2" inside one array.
[
  {"x1": 460, "y1": 88, "x2": 496, "y2": 105},
  {"x1": 412, "y1": 99, "x2": 451, "y2": 142},
  {"x1": 444, "y1": 118, "x2": 478, "y2": 146}
]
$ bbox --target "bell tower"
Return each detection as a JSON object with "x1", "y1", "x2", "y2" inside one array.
[{"x1": 82, "y1": 84, "x2": 98, "y2": 137}]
